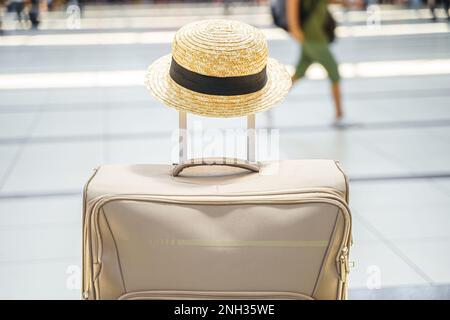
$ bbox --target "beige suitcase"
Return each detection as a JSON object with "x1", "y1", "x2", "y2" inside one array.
[{"x1": 82, "y1": 115, "x2": 352, "y2": 300}]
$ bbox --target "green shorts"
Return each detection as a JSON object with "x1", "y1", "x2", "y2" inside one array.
[{"x1": 295, "y1": 42, "x2": 340, "y2": 83}]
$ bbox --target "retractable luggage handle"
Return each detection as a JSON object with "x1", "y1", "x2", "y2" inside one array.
[{"x1": 172, "y1": 110, "x2": 260, "y2": 176}]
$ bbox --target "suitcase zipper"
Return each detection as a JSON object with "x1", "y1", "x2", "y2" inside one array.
[
  {"x1": 339, "y1": 247, "x2": 349, "y2": 283},
  {"x1": 82, "y1": 291, "x2": 89, "y2": 300},
  {"x1": 338, "y1": 246, "x2": 350, "y2": 300},
  {"x1": 82, "y1": 167, "x2": 100, "y2": 300}
]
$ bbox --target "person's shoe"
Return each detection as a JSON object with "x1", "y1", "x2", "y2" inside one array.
[
  {"x1": 291, "y1": 75, "x2": 299, "y2": 86},
  {"x1": 332, "y1": 116, "x2": 348, "y2": 129}
]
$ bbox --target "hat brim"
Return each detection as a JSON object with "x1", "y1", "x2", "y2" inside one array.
[{"x1": 145, "y1": 54, "x2": 292, "y2": 118}]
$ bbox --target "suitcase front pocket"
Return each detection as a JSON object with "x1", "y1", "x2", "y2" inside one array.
[{"x1": 84, "y1": 193, "x2": 351, "y2": 300}]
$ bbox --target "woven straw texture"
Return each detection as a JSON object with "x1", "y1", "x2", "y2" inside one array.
[{"x1": 145, "y1": 19, "x2": 291, "y2": 118}]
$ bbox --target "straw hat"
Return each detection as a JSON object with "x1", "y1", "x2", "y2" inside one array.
[{"x1": 145, "y1": 19, "x2": 291, "y2": 118}]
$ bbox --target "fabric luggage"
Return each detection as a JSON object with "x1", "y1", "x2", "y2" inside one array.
[{"x1": 82, "y1": 158, "x2": 352, "y2": 300}]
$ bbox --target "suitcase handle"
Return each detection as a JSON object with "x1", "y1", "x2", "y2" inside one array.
[
  {"x1": 172, "y1": 157, "x2": 260, "y2": 177},
  {"x1": 178, "y1": 111, "x2": 256, "y2": 163}
]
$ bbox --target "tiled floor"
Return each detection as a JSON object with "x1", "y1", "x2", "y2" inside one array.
[
  {"x1": 0, "y1": 4, "x2": 450, "y2": 299},
  {"x1": 1, "y1": 141, "x2": 104, "y2": 194},
  {"x1": 350, "y1": 179, "x2": 450, "y2": 287}
]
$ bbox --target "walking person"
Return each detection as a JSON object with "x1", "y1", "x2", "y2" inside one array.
[
  {"x1": 0, "y1": 0, "x2": 4, "y2": 35},
  {"x1": 428, "y1": 0, "x2": 450, "y2": 21},
  {"x1": 287, "y1": 0, "x2": 343, "y2": 122},
  {"x1": 8, "y1": 0, "x2": 25, "y2": 25},
  {"x1": 28, "y1": 0, "x2": 40, "y2": 29}
]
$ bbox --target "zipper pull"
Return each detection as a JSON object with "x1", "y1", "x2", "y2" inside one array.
[{"x1": 339, "y1": 247, "x2": 349, "y2": 282}]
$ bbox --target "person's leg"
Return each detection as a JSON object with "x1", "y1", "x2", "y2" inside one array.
[
  {"x1": 292, "y1": 45, "x2": 313, "y2": 86},
  {"x1": 331, "y1": 81, "x2": 343, "y2": 120},
  {"x1": 13, "y1": 3, "x2": 21, "y2": 22},
  {"x1": 17, "y1": 3, "x2": 25, "y2": 23},
  {"x1": 428, "y1": 0, "x2": 437, "y2": 21},
  {"x1": 310, "y1": 43, "x2": 343, "y2": 120},
  {"x1": 444, "y1": 0, "x2": 450, "y2": 18}
]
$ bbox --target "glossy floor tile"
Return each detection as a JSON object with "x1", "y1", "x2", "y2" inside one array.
[
  {"x1": 30, "y1": 110, "x2": 105, "y2": 138},
  {"x1": 395, "y1": 239, "x2": 450, "y2": 284},
  {"x1": 0, "y1": 142, "x2": 104, "y2": 194},
  {"x1": 0, "y1": 145, "x2": 19, "y2": 185},
  {"x1": 0, "y1": 112, "x2": 37, "y2": 139}
]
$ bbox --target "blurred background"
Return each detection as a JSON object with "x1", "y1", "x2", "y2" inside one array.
[{"x1": 0, "y1": 0, "x2": 450, "y2": 299}]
